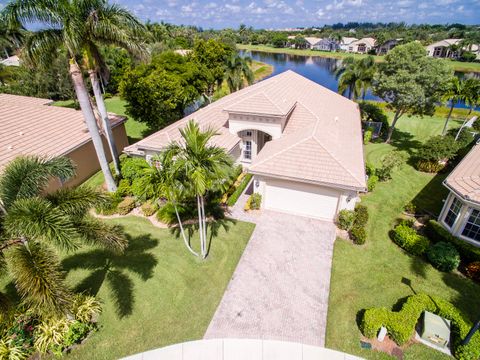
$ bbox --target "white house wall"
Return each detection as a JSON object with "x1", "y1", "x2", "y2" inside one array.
[{"x1": 228, "y1": 114, "x2": 284, "y2": 139}]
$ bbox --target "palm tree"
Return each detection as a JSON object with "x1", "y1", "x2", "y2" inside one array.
[
  {"x1": 463, "y1": 78, "x2": 480, "y2": 116},
  {"x1": 358, "y1": 56, "x2": 376, "y2": 100},
  {"x1": 224, "y1": 53, "x2": 254, "y2": 93},
  {"x1": 336, "y1": 56, "x2": 376, "y2": 100},
  {"x1": 3, "y1": 0, "x2": 121, "y2": 192},
  {"x1": 441, "y1": 77, "x2": 465, "y2": 135},
  {"x1": 0, "y1": 155, "x2": 127, "y2": 316},
  {"x1": 168, "y1": 120, "x2": 234, "y2": 259},
  {"x1": 0, "y1": 22, "x2": 24, "y2": 58}
]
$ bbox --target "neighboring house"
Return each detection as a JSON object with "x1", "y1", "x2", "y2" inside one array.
[
  {"x1": 124, "y1": 70, "x2": 366, "y2": 221},
  {"x1": 0, "y1": 94, "x2": 128, "y2": 189},
  {"x1": 376, "y1": 39, "x2": 402, "y2": 55},
  {"x1": 426, "y1": 39, "x2": 480, "y2": 59},
  {"x1": 315, "y1": 38, "x2": 340, "y2": 52},
  {"x1": 347, "y1": 38, "x2": 376, "y2": 53},
  {"x1": 339, "y1": 37, "x2": 358, "y2": 51},
  {"x1": 438, "y1": 144, "x2": 480, "y2": 247},
  {"x1": 304, "y1": 37, "x2": 323, "y2": 50},
  {"x1": 0, "y1": 55, "x2": 20, "y2": 66}
]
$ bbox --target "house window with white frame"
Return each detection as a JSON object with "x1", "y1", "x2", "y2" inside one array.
[
  {"x1": 444, "y1": 197, "x2": 462, "y2": 228},
  {"x1": 244, "y1": 140, "x2": 252, "y2": 160},
  {"x1": 462, "y1": 209, "x2": 480, "y2": 243}
]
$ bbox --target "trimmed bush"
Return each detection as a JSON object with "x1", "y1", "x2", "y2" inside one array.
[
  {"x1": 337, "y1": 209, "x2": 356, "y2": 231},
  {"x1": 226, "y1": 173, "x2": 253, "y2": 207},
  {"x1": 427, "y1": 241, "x2": 461, "y2": 272},
  {"x1": 354, "y1": 204, "x2": 369, "y2": 227},
  {"x1": 120, "y1": 157, "x2": 149, "y2": 181},
  {"x1": 367, "y1": 175, "x2": 378, "y2": 192},
  {"x1": 350, "y1": 225, "x2": 366, "y2": 245},
  {"x1": 425, "y1": 220, "x2": 480, "y2": 263},
  {"x1": 392, "y1": 223, "x2": 430, "y2": 255},
  {"x1": 141, "y1": 200, "x2": 157, "y2": 217},
  {"x1": 360, "y1": 293, "x2": 480, "y2": 360},
  {"x1": 117, "y1": 196, "x2": 136, "y2": 215},
  {"x1": 465, "y1": 262, "x2": 480, "y2": 281}
]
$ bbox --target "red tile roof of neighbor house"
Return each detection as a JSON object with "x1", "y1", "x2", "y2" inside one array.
[
  {"x1": 125, "y1": 70, "x2": 366, "y2": 191},
  {"x1": 0, "y1": 94, "x2": 126, "y2": 172},
  {"x1": 445, "y1": 144, "x2": 480, "y2": 204}
]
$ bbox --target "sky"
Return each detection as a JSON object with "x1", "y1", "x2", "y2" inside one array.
[{"x1": 0, "y1": 0, "x2": 479, "y2": 29}]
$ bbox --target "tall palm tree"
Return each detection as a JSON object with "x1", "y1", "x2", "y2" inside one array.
[
  {"x1": 358, "y1": 56, "x2": 376, "y2": 101},
  {"x1": 463, "y1": 78, "x2": 480, "y2": 116},
  {"x1": 168, "y1": 120, "x2": 234, "y2": 259},
  {"x1": 336, "y1": 56, "x2": 376, "y2": 100},
  {"x1": 0, "y1": 155, "x2": 127, "y2": 316},
  {"x1": 3, "y1": 0, "x2": 121, "y2": 192},
  {"x1": 0, "y1": 22, "x2": 24, "y2": 58},
  {"x1": 441, "y1": 77, "x2": 465, "y2": 135},
  {"x1": 224, "y1": 53, "x2": 254, "y2": 93}
]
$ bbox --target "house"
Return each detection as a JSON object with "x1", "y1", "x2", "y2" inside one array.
[
  {"x1": 339, "y1": 37, "x2": 358, "y2": 51},
  {"x1": 347, "y1": 38, "x2": 376, "y2": 53},
  {"x1": 315, "y1": 38, "x2": 340, "y2": 52},
  {"x1": 0, "y1": 55, "x2": 20, "y2": 66},
  {"x1": 0, "y1": 94, "x2": 128, "y2": 189},
  {"x1": 426, "y1": 39, "x2": 480, "y2": 59},
  {"x1": 438, "y1": 143, "x2": 480, "y2": 247},
  {"x1": 376, "y1": 39, "x2": 402, "y2": 55},
  {"x1": 124, "y1": 71, "x2": 366, "y2": 221},
  {"x1": 304, "y1": 37, "x2": 323, "y2": 50}
]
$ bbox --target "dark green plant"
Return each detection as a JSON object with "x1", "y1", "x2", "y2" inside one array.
[
  {"x1": 63, "y1": 321, "x2": 92, "y2": 348},
  {"x1": 116, "y1": 179, "x2": 132, "y2": 197},
  {"x1": 354, "y1": 204, "x2": 369, "y2": 227},
  {"x1": 359, "y1": 102, "x2": 389, "y2": 135},
  {"x1": 427, "y1": 241, "x2": 461, "y2": 272},
  {"x1": 226, "y1": 174, "x2": 253, "y2": 207},
  {"x1": 337, "y1": 209, "x2": 356, "y2": 231},
  {"x1": 415, "y1": 135, "x2": 458, "y2": 172},
  {"x1": 365, "y1": 162, "x2": 376, "y2": 176},
  {"x1": 350, "y1": 225, "x2": 366, "y2": 245},
  {"x1": 120, "y1": 157, "x2": 149, "y2": 182},
  {"x1": 392, "y1": 223, "x2": 430, "y2": 255}
]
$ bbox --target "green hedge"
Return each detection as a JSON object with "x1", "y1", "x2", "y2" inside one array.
[
  {"x1": 392, "y1": 223, "x2": 430, "y2": 255},
  {"x1": 425, "y1": 220, "x2": 480, "y2": 263},
  {"x1": 226, "y1": 173, "x2": 253, "y2": 207},
  {"x1": 360, "y1": 293, "x2": 480, "y2": 360}
]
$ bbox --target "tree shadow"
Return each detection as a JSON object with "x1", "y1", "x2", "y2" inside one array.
[
  {"x1": 62, "y1": 233, "x2": 158, "y2": 319},
  {"x1": 410, "y1": 171, "x2": 449, "y2": 217},
  {"x1": 389, "y1": 129, "x2": 423, "y2": 156},
  {"x1": 440, "y1": 271, "x2": 480, "y2": 322}
]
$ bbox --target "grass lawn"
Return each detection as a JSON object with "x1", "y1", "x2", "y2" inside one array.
[
  {"x1": 325, "y1": 112, "x2": 480, "y2": 359},
  {"x1": 237, "y1": 44, "x2": 480, "y2": 73},
  {"x1": 56, "y1": 216, "x2": 255, "y2": 360}
]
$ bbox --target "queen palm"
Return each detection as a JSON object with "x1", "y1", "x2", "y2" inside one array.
[
  {"x1": 335, "y1": 57, "x2": 361, "y2": 100},
  {"x1": 224, "y1": 53, "x2": 254, "y2": 93},
  {"x1": 2, "y1": 0, "x2": 139, "y2": 192},
  {"x1": 441, "y1": 77, "x2": 465, "y2": 135},
  {"x1": 0, "y1": 155, "x2": 127, "y2": 316},
  {"x1": 169, "y1": 120, "x2": 234, "y2": 259},
  {"x1": 463, "y1": 78, "x2": 480, "y2": 116}
]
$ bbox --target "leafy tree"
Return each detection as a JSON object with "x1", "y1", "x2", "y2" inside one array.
[
  {"x1": 0, "y1": 155, "x2": 127, "y2": 316},
  {"x1": 271, "y1": 33, "x2": 288, "y2": 48},
  {"x1": 441, "y1": 77, "x2": 465, "y2": 135},
  {"x1": 120, "y1": 52, "x2": 208, "y2": 129},
  {"x1": 224, "y1": 53, "x2": 254, "y2": 93},
  {"x1": 373, "y1": 42, "x2": 452, "y2": 142}
]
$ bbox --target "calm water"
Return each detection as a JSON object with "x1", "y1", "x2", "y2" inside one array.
[{"x1": 243, "y1": 50, "x2": 479, "y2": 110}]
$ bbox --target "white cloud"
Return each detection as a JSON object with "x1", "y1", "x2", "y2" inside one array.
[
  {"x1": 225, "y1": 3, "x2": 241, "y2": 12},
  {"x1": 205, "y1": 2, "x2": 218, "y2": 9},
  {"x1": 247, "y1": 2, "x2": 268, "y2": 14},
  {"x1": 181, "y1": 4, "x2": 193, "y2": 12}
]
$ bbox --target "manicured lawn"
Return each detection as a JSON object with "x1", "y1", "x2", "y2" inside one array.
[
  {"x1": 237, "y1": 44, "x2": 480, "y2": 73},
  {"x1": 325, "y1": 112, "x2": 480, "y2": 359},
  {"x1": 59, "y1": 216, "x2": 255, "y2": 360}
]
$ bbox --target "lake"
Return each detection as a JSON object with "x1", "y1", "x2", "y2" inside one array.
[{"x1": 242, "y1": 50, "x2": 479, "y2": 110}]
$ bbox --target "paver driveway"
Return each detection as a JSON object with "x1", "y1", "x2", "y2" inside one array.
[{"x1": 204, "y1": 205, "x2": 336, "y2": 347}]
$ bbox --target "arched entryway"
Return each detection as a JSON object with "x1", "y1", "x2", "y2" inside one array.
[{"x1": 237, "y1": 129, "x2": 273, "y2": 163}]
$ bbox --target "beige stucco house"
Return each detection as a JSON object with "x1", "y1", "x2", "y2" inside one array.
[
  {"x1": 438, "y1": 144, "x2": 480, "y2": 247},
  {"x1": 124, "y1": 71, "x2": 366, "y2": 221},
  {"x1": 426, "y1": 39, "x2": 480, "y2": 60},
  {"x1": 0, "y1": 93, "x2": 128, "y2": 189},
  {"x1": 346, "y1": 37, "x2": 375, "y2": 53}
]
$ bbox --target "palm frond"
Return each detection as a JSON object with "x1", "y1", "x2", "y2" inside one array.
[
  {"x1": 6, "y1": 242, "x2": 72, "y2": 316},
  {"x1": 2, "y1": 0, "x2": 61, "y2": 29},
  {"x1": 22, "y1": 29, "x2": 64, "y2": 67},
  {"x1": 74, "y1": 215, "x2": 128, "y2": 254},
  {"x1": 46, "y1": 185, "x2": 107, "y2": 218}
]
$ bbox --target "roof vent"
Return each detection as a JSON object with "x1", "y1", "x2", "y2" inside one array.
[
  {"x1": 334, "y1": 116, "x2": 339, "y2": 122},
  {"x1": 7, "y1": 145, "x2": 13, "y2": 150},
  {"x1": 18, "y1": 131, "x2": 24, "y2": 136}
]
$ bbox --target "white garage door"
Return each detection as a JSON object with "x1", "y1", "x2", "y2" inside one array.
[{"x1": 264, "y1": 179, "x2": 340, "y2": 220}]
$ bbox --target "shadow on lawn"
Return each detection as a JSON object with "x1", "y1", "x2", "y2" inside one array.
[
  {"x1": 389, "y1": 129, "x2": 423, "y2": 155},
  {"x1": 62, "y1": 233, "x2": 158, "y2": 319},
  {"x1": 440, "y1": 272, "x2": 480, "y2": 321}
]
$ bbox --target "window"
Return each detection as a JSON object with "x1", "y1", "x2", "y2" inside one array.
[
  {"x1": 444, "y1": 197, "x2": 462, "y2": 228},
  {"x1": 244, "y1": 140, "x2": 252, "y2": 160},
  {"x1": 462, "y1": 209, "x2": 480, "y2": 243},
  {"x1": 245, "y1": 131, "x2": 252, "y2": 137}
]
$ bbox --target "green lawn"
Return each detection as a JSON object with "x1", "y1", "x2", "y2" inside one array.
[
  {"x1": 237, "y1": 44, "x2": 480, "y2": 73},
  {"x1": 325, "y1": 112, "x2": 480, "y2": 359},
  {"x1": 58, "y1": 216, "x2": 255, "y2": 360}
]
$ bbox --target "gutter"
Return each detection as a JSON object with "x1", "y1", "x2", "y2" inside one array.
[{"x1": 442, "y1": 180, "x2": 480, "y2": 207}]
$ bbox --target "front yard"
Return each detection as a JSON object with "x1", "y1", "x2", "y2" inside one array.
[
  {"x1": 326, "y1": 112, "x2": 480, "y2": 359},
  {"x1": 56, "y1": 216, "x2": 255, "y2": 360}
]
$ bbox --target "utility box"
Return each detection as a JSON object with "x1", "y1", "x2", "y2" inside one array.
[{"x1": 420, "y1": 311, "x2": 451, "y2": 349}]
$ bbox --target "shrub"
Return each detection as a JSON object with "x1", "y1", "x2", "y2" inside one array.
[
  {"x1": 63, "y1": 321, "x2": 91, "y2": 348},
  {"x1": 141, "y1": 200, "x2": 157, "y2": 217},
  {"x1": 465, "y1": 262, "x2": 480, "y2": 281},
  {"x1": 120, "y1": 157, "x2": 149, "y2": 181},
  {"x1": 377, "y1": 150, "x2": 408, "y2": 181},
  {"x1": 226, "y1": 173, "x2": 253, "y2": 207},
  {"x1": 156, "y1": 202, "x2": 195, "y2": 225},
  {"x1": 365, "y1": 162, "x2": 376, "y2": 176},
  {"x1": 392, "y1": 223, "x2": 429, "y2": 255},
  {"x1": 415, "y1": 159, "x2": 446, "y2": 173},
  {"x1": 427, "y1": 242, "x2": 461, "y2": 272},
  {"x1": 350, "y1": 225, "x2": 366, "y2": 245},
  {"x1": 425, "y1": 220, "x2": 480, "y2": 263},
  {"x1": 222, "y1": 171, "x2": 245, "y2": 203},
  {"x1": 359, "y1": 102, "x2": 389, "y2": 135},
  {"x1": 403, "y1": 202, "x2": 416, "y2": 214},
  {"x1": 415, "y1": 135, "x2": 458, "y2": 173},
  {"x1": 354, "y1": 204, "x2": 369, "y2": 227},
  {"x1": 117, "y1": 196, "x2": 136, "y2": 215},
  {"x1": 367, "y1": 175, "x2": 378, "y2": 192},
  {"x1": 95, "y1": 192, "x2": 122, "y2": 215},
  {"x1": 360, "y1": 293, "x2": 480, "y2": 360},
  {"x1": 337, "y1": 209, "x2": 356, "y2": 231},
  {"x1": 116, "y1": 179, "x2": 132, "y2": 197},
  {"x1": 71, "y1": 294, "x2": 102, "y2": 323},
  {"x1": 363, "y1": 129, "x2": 373, "y2": 145},
  {"x1": 0, "y1": 338, "x2": 31, "y2": 360},
  {"x1": 34, "y1": 318, "x2": 70, "y2": 355},
  {"x1": 250, "y1": 193, "x2": 262, "y2": 210}
]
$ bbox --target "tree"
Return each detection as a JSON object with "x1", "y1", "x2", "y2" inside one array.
[
  {"x1": 0, "y1": 22, "x2": 24, "y2": 58},
  {"x1": 463, "y1": 78, "x2": 480, "y2": 116},
  {"x1": 120, "y1": 51, "x2": 208, "y2": 129},
  {"x1": 0, "y1": 155, "x2": 127, "y2": 316},
  {"x1": 335, "y1": 56, "x2": 375, "y2": 100},
  {"x1": 224, "y1": 53, "x2": 254, "y2": 93},
  {"x1": 441, "y1": 77, "x2": 465, "y2": 135},
  {"x1": 271, "y1": 33, "x2": 288, "y2": 48},
  {"x1": 3, "y1": 0, "x2": 119, "y2": 192},
  {"x1": 168, "y1": 120, "x2": 234, "y2": 259},
  {"x1": 373, "y1": 42, "x2": 452, "y2": 142}
]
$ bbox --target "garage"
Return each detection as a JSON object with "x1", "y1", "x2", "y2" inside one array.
[{"x1": 263, "y1": 178, "x2": 340, "y2": 220}]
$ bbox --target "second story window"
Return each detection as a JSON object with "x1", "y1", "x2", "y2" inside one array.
[{"x1": 244, "y1": 140, "x2": 252, "y2": 160}]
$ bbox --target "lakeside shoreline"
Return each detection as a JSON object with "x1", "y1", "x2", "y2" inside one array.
[{"x1": 237, "y1": 44, "x2": 480, "y2": 73}]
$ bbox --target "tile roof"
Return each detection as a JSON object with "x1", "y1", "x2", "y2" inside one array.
[
  {"x1": 445, "y1": 144, "x2": 480, "y2": 204},
  {"x1": 0, "y1": 94, "x2": 125, "y2": 172},
  {"x1": 125, "y1": 70, "x2": 366, "y2": 191}
]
